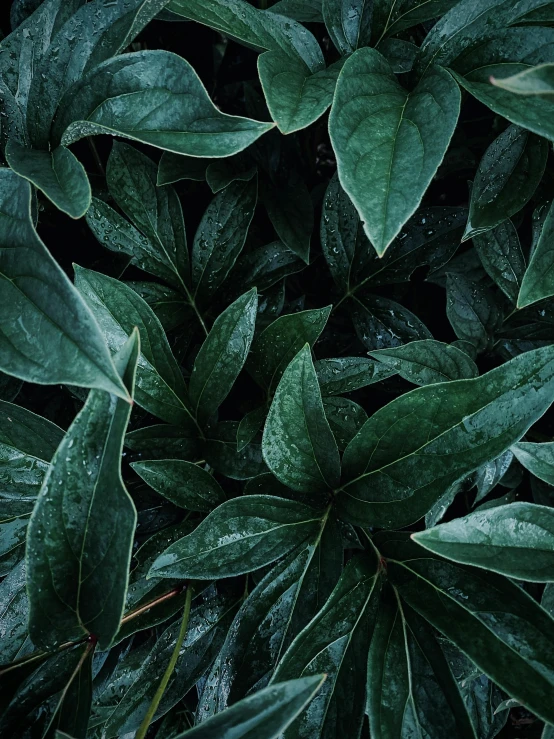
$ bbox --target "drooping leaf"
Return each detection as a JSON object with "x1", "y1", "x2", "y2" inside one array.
[
  {"x1": 329, "y1": 47, "x2": 460, "y2": 255},
  {"x1": 149, "y1": 495, "x2": 323, "y2": 580},
  {"x1": 131, "y1": 460, "x2": 226, "y2": 512},
  {"x1": 413, "y1": 502, "x2": 554, "y2": 581},
  {"x1": 369, "y1": 340, "x2": 478, "y2": 386},
  {"x1": 263, "y1": 345, "x2": 340, "y2": 493},
  {"x1": 518, "y1": 200, "x2": 554, "y2": 308},
  {"x1": 189, "y1": 289, "x2": 258, "y2": 425},
  {"x1": 53, "y1": 51, "x2": 273, "y2": 157},
  {"x1": 0, "y1": 168, "x2": 127, "y2": 399},
  {"x1": 339, "y1": 344, "x2": 554, "y2": 528},
  {"x1": 5, "y1": 142, "x2": 91, "y2": 219},
  {"x1": 26, "y1": 331, "x2": 140, "y2": 650}
]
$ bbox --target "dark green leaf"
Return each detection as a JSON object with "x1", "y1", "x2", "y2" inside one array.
[
  {"x1": 261, "y1": 175, "x2": 313, "y2": 263},
  {"x1": 474, "y1": 220, "x2": 526, "y2": 303},
  {"x1": 323, "y1": 396, "x2": 367, "y2": 450},
  {"x1": 228, "y1": 241, "x2": 305, "y2": 295},
  {"x1": 446, "y1": 273, "x2": 502, "y2": 352},
  {"x1": 149, "y1": 495, "x2": 323, "y2": 579},
  {"x1": 518, "y1": 200, "x2": 554, "y2": 308},
  {"x1": 323, "y1": 0, "x2": 371, "y2": 55},
  {"x1": 125, "y1": 423, "x2": 200, "y2": 463},
  {"x1": 0, "y1": 169, "x2": 128, "y2": 399},
  {"x1": 269, "y1": 0, "x2": 323, "y2": 23},
  {"x1": 237, "y1": 406, "x2": 266, "y2": 452},
  {"x1": 315, "y1": 356, "x2": 395, "y2": 395},
  {"x1": 339, "y1": 344, "x2": 554, "y2": 528},
  {"x1": 263, "y1": 344, "x2": 340, "y2": 493},
  {"x1": 0, "y1": 560, "x2": 29, "y2": 664},
  {"x1": 512, "y1": 440, "x2": 554, "y2": 485},
  {"x1": 372, "y1": 0, "x2": 458, "y2": 42},
  {"x1": 26, "y1": 331, "x2": 139, "y2": 650},
  {"x1": 350, "y1": 293, "x2": 432, "y2": 351},
  {"x1": 204, "y1": 421, "x2": 267, "y2": 480},
  {"x1": 491, "y1": 62, "x2": 554, "y2": 95},
  {"x1": 131, "y1": 460, "x2": 226, "y2": 512},
  {"x1": 157, "y1": 153, "x2": 209, "y2": 186}
]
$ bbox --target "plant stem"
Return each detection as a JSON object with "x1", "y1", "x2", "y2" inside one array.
[
  {"x1": 135, "y1": 583, "x2": 194, "y2": 739},
  {"x1": 120, "y1": 587, "x2": 182, "y2": 625}
]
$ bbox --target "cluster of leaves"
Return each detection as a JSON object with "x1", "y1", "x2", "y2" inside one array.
[{"x1": 4, "y1": 0, "x2": 554, "y2": 737}]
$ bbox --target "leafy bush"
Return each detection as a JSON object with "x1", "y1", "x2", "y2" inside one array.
[{"x1": 3, "y1": 0, "x2": 554, "y2": 737}]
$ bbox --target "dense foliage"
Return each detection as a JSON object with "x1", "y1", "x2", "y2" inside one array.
[{"x1": 3, "y1": 0, "x2": 554, "y2": 737}]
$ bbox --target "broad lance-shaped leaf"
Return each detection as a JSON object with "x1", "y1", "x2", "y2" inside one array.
[
  {"x1": 381, "y1": 532, "x2": 554, "y2": 725},
  {"x1": 210, "y1": 511, "x2": 342, "y2": 711},
  {"x1": 367, "y1": 585, "x2": 476, "y2": 739},
  {"x1": 339, "y1": 344, "x2": 554, "y2": 529},
  {"x1": 26, "y1": 330, "x2": 140, "y2": 650},
  {"x1": 369, "y1": 340, "x2": 478, "y2": 386},
  {"x1": 0, "y1": 401, "x2": 63, "y2": 521},
  {"x1": 75, "y1": 266, "x2": 194, "y2": 428},
  {"x1": 5, "y1": 141, "x2": 91, "y2": 219},
  {"x1": 247, "y1": 307, "x2": 331, "y2": 394},
  {"x1": 513, "y1": 441, "x2": 554, "y2": 487},
  {"x1": 52, "y1": 51, "x2": 273, "y2": 157},
  {"x1": 413, "y1": 502, "x2": 554, "y2": 582},
  {"x1": 329, "y1": 47, "x2": 460, "y2": 256},
  {"x1": 131, "y1": 460, "x2": 226, "y2": 513},
  {"x1": 464, "y1": 124, "x2": 547, "y2": 240},
  {"x1": 25, "y1": 0, "x2": 170, "y2": 148},
  {"x1": 518, "y1": 200, "x2": 554, "y2": 308},
  {"x1": 263, "y1": 345, "x2": 340, "y2": 493},
  {"x1": 492, "y1": 62, "x2": 554, "y2": 95},
  {"x1": 149, "y1": 495, "x2": 323, "y2": 580},
  {"x1": 271, "y1": 554, "x2": 381, "y2": 738},
  {"x1": 323, "y1": 0, "x2": 371, "y2": 55},
  {"x1": 173, "y1": 677, "x2": 325, "y2": 739},
  {"x1": 0, "y1": 168, "x2": 128, "y2": 399},
  {"x1": 315, "y1": 357, "x2": 395, "y2": 395},
  {"x1": 350, "y1": 293, "x2": 432, "y2": 351},
  {"x1": 192, "y1": 179, "x2": 257, "y2": 304},
  {"x1": 189, "y1": 289, "x2": 258, "y2": 426}
]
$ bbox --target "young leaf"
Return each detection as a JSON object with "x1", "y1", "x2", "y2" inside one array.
[
  {"x1": 369, "y1": 340, "x2": 478, "y2": 386},
  {"x1": 75, "y1": 266, "x2": 193, "y2": 427},
  {"x1": 518, "y1": 200, "x2": 554, "y2": 308},
  {"x1": 189, "y1": 289, "x2": 258, "y2": 425},
  {"x1": 53, "y1": 51, "x2": 273, "y2": 157},
  {"x1": 271, "y1": 554, "x2": 381, "y2": 738},
  {"x1": 339, "y1": 344, "x2": 554, "y2": 528},
  {"x1": 473, "y1": 220, "x2": 526, "y2": 304},
  {"x1": 329, "y1": 47, "x2": 460, "y2": 255},
  {"x1": 131, "y1": 460, "x2": 226, "y2": 513},
  {"x1": 0, "y1": 168, "x2": 127, "y2": 399},
  {"x1": 149, "y1": 495, "x2": 323, "y2": 579},
  {"x1": 413, "y1": 502, "x2": 554, "y2": 581},
  {"x1": 512, "y1": 440, "x2": 554, "y2": 485},
  {"x1": 173, "y1": 676, "x2": 326, "y2": 739},
  {"x1": 464, "y1": 124, "x2": 547, "y2": 239},
  {"x1": 323, "y1": 0, "x2": 371, "y2": 55},
  {"x1": 248, "y1": 307, "x2": 331, "y2": 394},
  {"x1": 383, "y1": 533, "x2": 554, "y2": 724},
  {"x1": 367, "y1": 586, "x2": 476, "y2": 739},
  {"x1": 26, "y1": 331, "x2": 140, "y2": 650},
  {"x1": 5, "y1": 142, "x2": 91, "y2": 219},
  {"x1": 263, "y1": 345, "x2": 341, "y2": 493}
]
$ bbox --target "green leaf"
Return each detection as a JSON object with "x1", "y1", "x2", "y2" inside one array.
[
  {"x1": 0, "y1": 168, "x2": 128, "y2": 399},
  {"x1": 261, "y1": 174, "x2": 313, "y2": 263},
  {"x1": 350, "y1": 293, "x2": 432, "y2": 351},
  {"x1": 323, "y1": 396, "x2": 367, "y2": 450},
  {"x1": 173, "y1": 676, "x2": 325, "y2": 739},
  {"x1": 0, "y1": 516, "x2": 28, "y2": 577},
  {"x1": 5, "y1": 142, "x2": 91, "y2": 219},
  {"x1": 329, "y1": 47, "x2": 460, "y2": 255},
  {"x1": 248, "y1": 307, "x2": 331, "y2": 394},
  {"x1": 204, "y1": 421, "x2": 267, "y2": 480},
  {"x1": 512, "y1": 440, "x2": 554, "y2": 485},
  {"x1": 446, "y1": 273, "x2": 502, "y2": 353},
  {"x1": 53, "y1": 51, "x2": 273, "y2": 157},
  {"x1": 269, "y1": 0, "x2": 323, "y2": 23},
  {"x1": 376, "y1": 38, "x2": 418, "y2": 74},
  {"x1": 131, "y1": 460, "x2": 226, "y2": 512},
  {"x1": 189, "y1": 289, "x2": 258, "y2": 425},
  {"x1": 413, "y1": 501, "x2": 554, "y2": 582},
  {"x1": 237, "y1": 406, "x2": 266, "y2": 452},
  {"x1": 371, "y1": 0, "x2": 459, "y2": 43},
  {"x1": 75, "y1": 266, "x2": 193, "y2": 427},
  {"x1": 228, "y1": 241, "x2": 305, "y2": 294},
  {"x1": 125, "y1": 423, "x2": 200, "y2": 462},
  {"x1": 369, "y1": 340, "x2": 478, "y2": 386},
  {"x1": 149, "y1": 495, "x2": 323, "y2": 579},
  {"x1": 26, "y1": 331, "x2": 140, "y2": 650},
  {"x1": 103, "y1": 597, "x2": 239, "y2": 736},
  {"x1": 263, "y1": 345, "x2": 340, "y2": 493},
  {"x1": 383, "y1": 532, "x2": 554, "y2": 724},
  {"x1": 518, "y1": 200, "x2": 554, "y2": 308},
  {"x1": 491, "y1": 62, "x2": 554, "y2": 95},
  {"x1": 271, "y1": 554, "x2": 381, "y2": 738},
  {"x1": 451, "y1": 64, "x2": 554, "y2": 143},
  {"x1": 103, "y1": 141, "x2": 189, "y2": 289},
  {"x1": 323, "y1": 0, "x2": 371, "y2": 55},
  {"x1": 339, "y1": 344, "x2": 554, "y2": 528},
  {"x1": 127, "y1": 281, "x2": 191, "y2": 332},
  {"x1": 206, "y1": 155, "x2": 257, "y2": 193},
  {"x1": 157, "y1": 153, "x2": 209, "y2": 186},
  {"x1": 192, "y1": 180, "x2": 257, "y2": 304},
  {"x1": 0, "y1": 560, "x2": 29, "y2": 663},
  {"x1": 367, "y1": 585, "x2": 476, "y2": 739},
  {"x1": 25, "y1": 0, "x2": 171, "y2": 148},
  {"x1": 464, "y1": 124, "x2": 547, "y2": 240},
  {"x1": 474, "y1": 220, "x2": 526, "y2": 304},
  {"x1": 315, "y1": 356, "x2": 395, "y2": 395}
]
